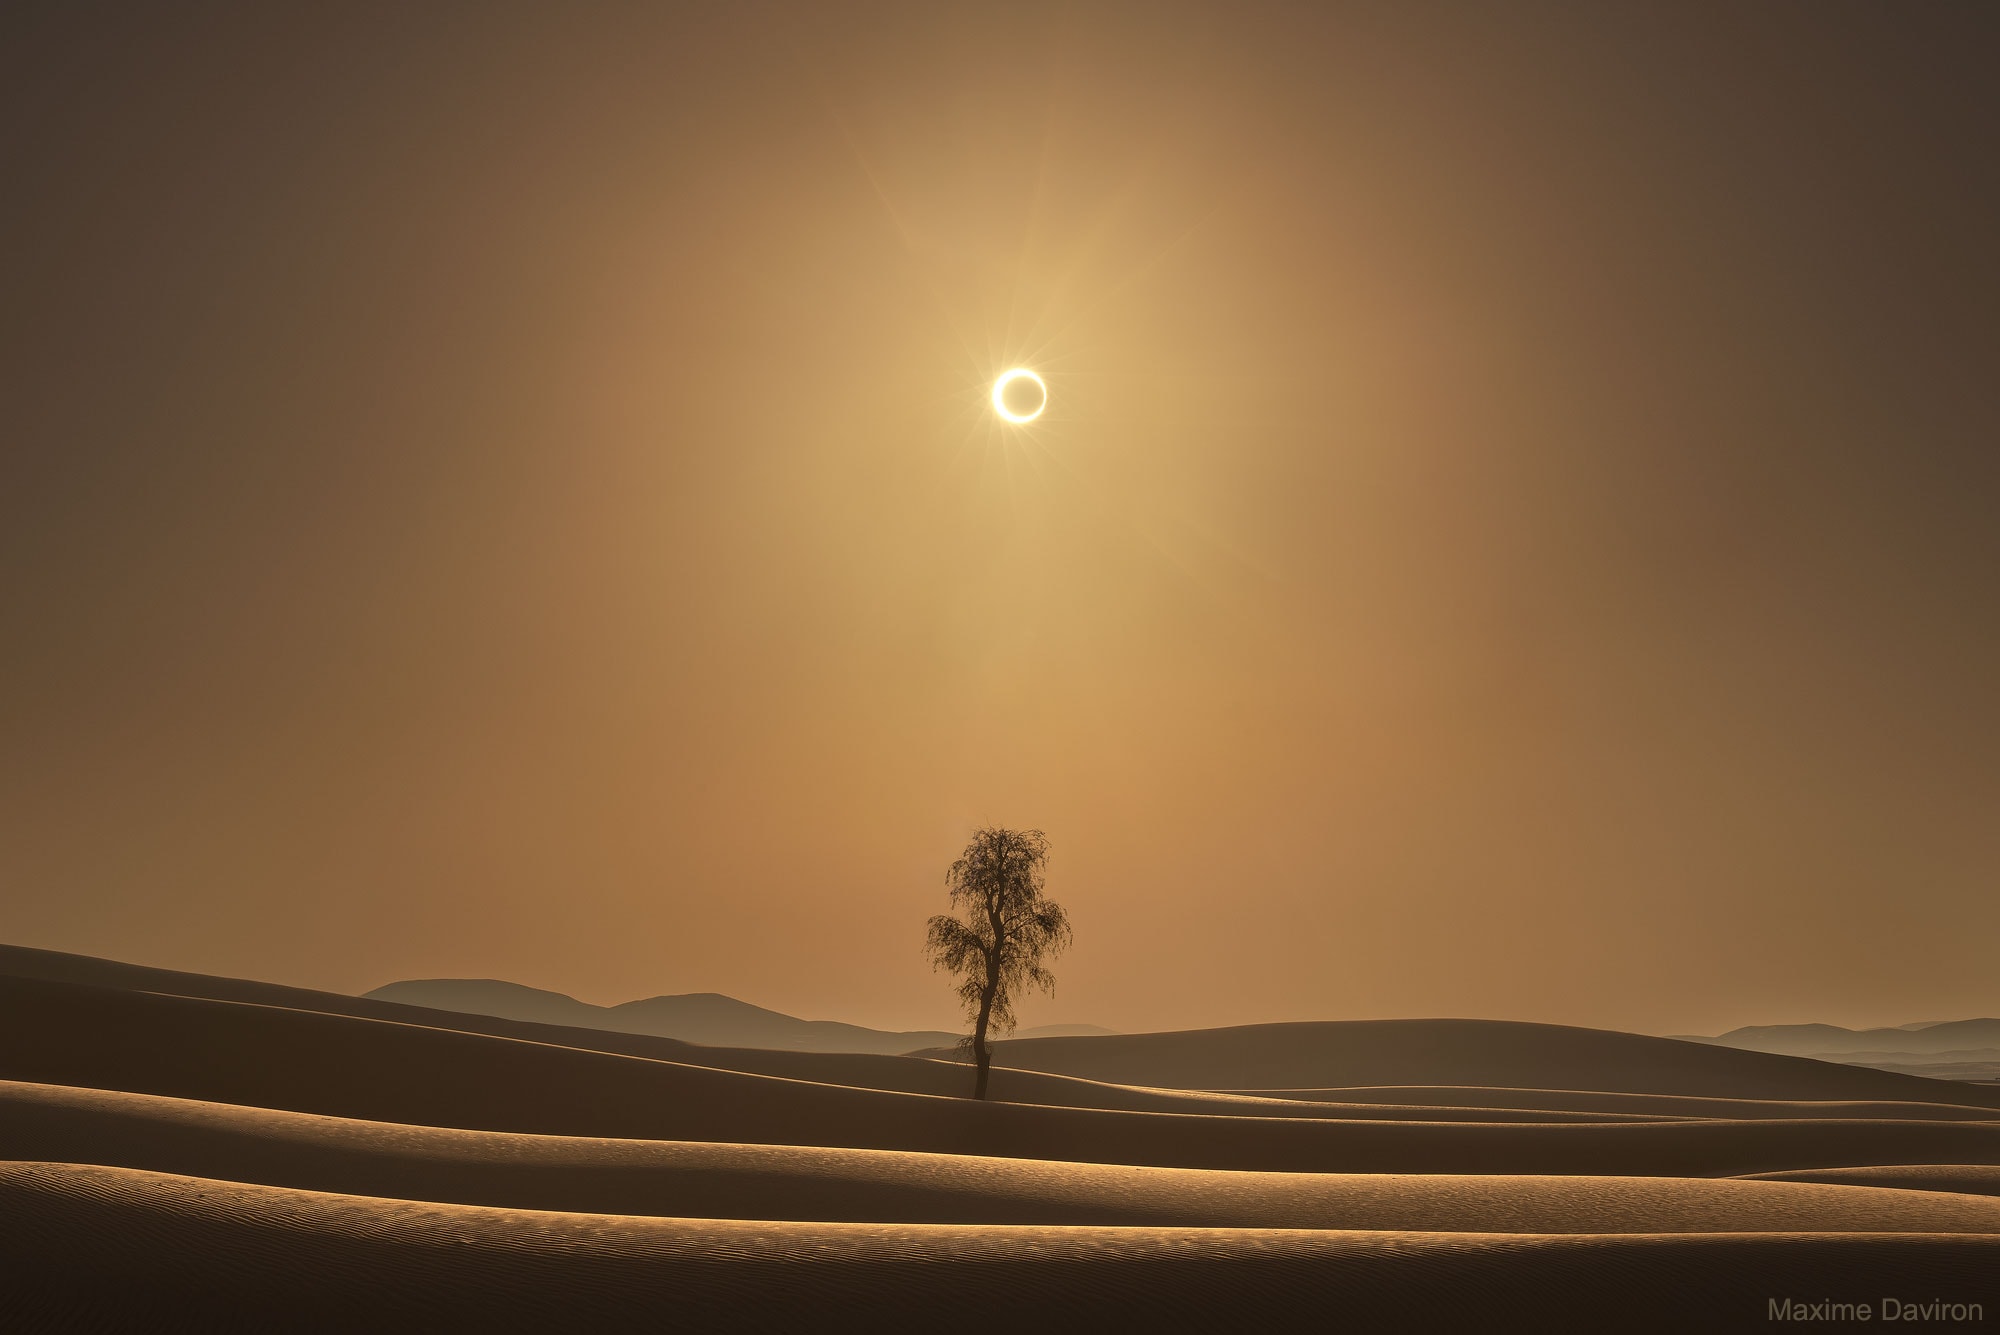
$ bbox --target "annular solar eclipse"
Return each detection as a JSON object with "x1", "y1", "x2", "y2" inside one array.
[{"x1": 991, "y1": 368, "x2": 1047, "y2": 423}]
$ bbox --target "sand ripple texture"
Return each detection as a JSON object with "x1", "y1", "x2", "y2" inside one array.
[
  {"x1": 9, "y1": 1080, "x2": 2000, "y2": 1233},
  {"x1": 3, "y1": 1163, "x2": 1996, "y2": 1335},
  {"x1": 5, "y1": 952, "x2": 2000, "y2": 1331}
]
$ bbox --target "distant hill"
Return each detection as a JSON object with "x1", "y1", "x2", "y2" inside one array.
[
  {"x1": 1676, "y1": 1017, "x2": 2000, "y2": 1083},
  {"x1": 362, "y1": 978, "x2": 1109, "y2": 1055},
  {"x1": 5, "y1": 940, "x2": 1995, "y2": 1108},
  {"x1": 0, "y1": 944, "x2": 1110, "y2": 1059},
  {"x1": 1698, "y1": 1019, "x2": 2000, "y2": 1057}
]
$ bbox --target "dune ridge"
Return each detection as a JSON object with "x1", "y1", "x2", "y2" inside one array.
[
  {"x1": 1739, "y1": 1165, "x2": 2000, "y2": 1198},
  {"x1": 10, "y1": 1080, "x2": 2000, "y2": 1232},
  {"x1": 1232, "y1": 1084, "x2": 2000, "y2": 1121},
  {"x1": 4, "y1": 1163, "x2": 1995, "y2": 1335},
  {"x1": 6, "y1": 946, "x2": 1998, "y2": 1329},
  {"x1": 11, "y1": 944, "x2": 1992, "y2": 1107},
  {"x1": 0, "y1": 952, "x2": 1688, "y2": 1120},
  {"x1": 924, "y1": 1021, "x2": 2000, "y2": 1104},
  {"x1": 9, "y1": 976, "x2": 2000, "y2": 1176}
]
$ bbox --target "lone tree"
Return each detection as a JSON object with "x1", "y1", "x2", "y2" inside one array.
[{"x1": 924, "y1": 827, "x2": 1073, "y2": 1100}]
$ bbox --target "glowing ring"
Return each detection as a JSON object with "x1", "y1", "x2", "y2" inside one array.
[{"x1": 991, "y1": 368, "x2": 1047, "y2": 423}]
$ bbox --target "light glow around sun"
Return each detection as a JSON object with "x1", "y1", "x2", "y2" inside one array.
[{"x1": 991, "y1": 368, "x2": 1047, "y2": 423}]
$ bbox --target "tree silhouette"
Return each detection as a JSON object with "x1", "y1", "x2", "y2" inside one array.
[{"x1": 924, "y1": 827, "x2": 1073, "y2": 1100}]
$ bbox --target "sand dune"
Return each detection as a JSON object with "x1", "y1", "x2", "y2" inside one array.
[
  {"x1": 0, "y1": 949, "x2": 1667, "y2": 1121},
  {"x1": 588, "y1": 1042, "x2": 1684, "y2": 1120},
  {"x1": 1234, "y1": 1085, "x2": 2000, "y2": 1121},
  {"x1": 926, "y1": 1020, "x2": 2000, "y2": 1104},
  {"x1": 1741, "y1": 1165, "x2": 2000, "y2": 1198},
  {"x1": 14, "y1": 944, "x2": 1991, "y2": 1110},
  {"x1": 10, "y1": 976, "x2": 2000, "y2": 1176},
  {"x1": 7, "y1": 947, "x2": 1997, "y2": 1327},
  {"x1": 10, "y1": 1080, "x2": 2000, "y2": 1233},
  {"x1": 4, "y1": 1163, "x2": 1994, "y2": 1334},
  {"x1": 0, "y1": 942, "x2": 553, "y2": 1036}
]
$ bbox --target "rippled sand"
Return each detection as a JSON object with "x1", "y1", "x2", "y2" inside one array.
[
  {"x1": 8, "y1": 1081, "x2": 2000, "y2": 1232},
  {"x1": 4, "y1": 951, "x2": 1998, "y2": 1331},
  {"x1": 4, "y1": 1163, "x2": 1996, "y2": 1334}
]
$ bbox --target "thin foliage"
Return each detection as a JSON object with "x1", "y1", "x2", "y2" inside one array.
[{"x1": 923, "y1": 827, "x2": 1072, "y2": 1097}]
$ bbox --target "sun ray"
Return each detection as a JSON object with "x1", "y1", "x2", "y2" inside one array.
[
  {"x1": 1016, "y1": 200, "x2": 1227, "y2": 370},
  {"x1": 1002, "y1": 67, "x2": 1068, "y2": 365},
  {"x1": 774, "y1": 23, "x2": 987, "y2": 383}
]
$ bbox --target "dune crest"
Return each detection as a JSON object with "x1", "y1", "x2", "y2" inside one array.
[
  {"x1": 5, "y1": 1163, "x2": 1997, "y2": 1334},
  {"x1": 9, "y1": 1080, "x2": 2000, "y2": 1232},
  {"x1": 4, "y1": 946, "x2": 1997, "y2": 1328}
]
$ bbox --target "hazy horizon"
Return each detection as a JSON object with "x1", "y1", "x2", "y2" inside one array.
[
  {"x1": 12, "y1": 935, "x2": 1993, "y2": 1043},
  {"x1": 4, "y1": 3, "x2": 1996, "y2": 1040}
]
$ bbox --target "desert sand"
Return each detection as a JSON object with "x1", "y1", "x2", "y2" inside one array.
[
  {"x1": 5, "y1": 1164, "x2": 1995, "y2": 1334},
  {"x1": 10, "y1": 1080, "x2": 2000, "y2": 1233},
  {"x1": 1741, "y1": 1165, "x2": 2000, "y2": 1197},
  {"x1": 913, "y1": 1020, "x2": 2000, "y2": 1103},
  {"x1": 1233, "y1": 1083, "x2": 2000, "y2": 1120},
  {"x1": 2, "y1": 948, "x2": 1996, "y2": 1330}
]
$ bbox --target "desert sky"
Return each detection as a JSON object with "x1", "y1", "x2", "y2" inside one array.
[{"x1": 2, "y1": 2, "x2": 1995, "y2": 1037}]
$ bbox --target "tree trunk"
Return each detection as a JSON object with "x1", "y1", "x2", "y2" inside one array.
[
  {"x1": 972, "y1": 834, "x2": 1008, "y2": 1100},
  {"x1": 972, "y1": 988, "x2": 993, "y2": 1100}
]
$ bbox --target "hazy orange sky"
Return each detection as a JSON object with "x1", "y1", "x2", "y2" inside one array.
[{"x1": 4, "y1": 3, "x2": 1996, "y2": 1036}]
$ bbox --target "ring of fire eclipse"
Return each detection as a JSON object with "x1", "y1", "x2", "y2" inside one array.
[{"x1": 992, "y1": 368, "x2": 1047, "y2": 424}]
